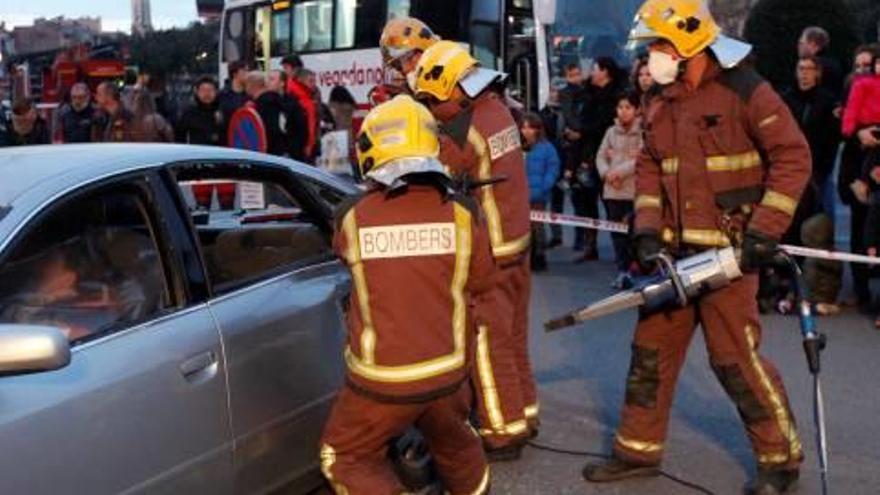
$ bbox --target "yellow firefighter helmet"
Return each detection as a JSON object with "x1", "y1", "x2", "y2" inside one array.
[
  {"x1": 356, "y1": 95, "x2": 445, "y2": 185},
  {"x1": 628, "y1": 0, "x2": 720, "y2": 58},
  {"x1": 412, "y1": 40, "x2": 507, "y2": 102},
  {"x1": 380, "y1": 17, "x2": 440, "y2": 67}
]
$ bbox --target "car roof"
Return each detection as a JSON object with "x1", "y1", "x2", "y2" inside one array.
[{"x1": 0, "y1": 143, "x2": 353, "y2": 207}]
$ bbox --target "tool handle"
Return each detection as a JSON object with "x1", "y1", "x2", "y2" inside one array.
[{"x1": 544, "y1": 314, "x2": 578, "y2": 332}]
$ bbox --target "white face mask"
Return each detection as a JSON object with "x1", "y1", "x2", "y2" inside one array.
[
  {"x1": 406, "y1": 71, "x2": 418, "y2": 92},
  {"x1": 648, "y1": 51, "x2": 681, "y2": 85}
]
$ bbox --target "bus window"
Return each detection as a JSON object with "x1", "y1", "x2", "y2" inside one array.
[
  {"x1": 410, "y1": 0, "x2": 466, "y2": 41},
  {"x1": 293, "y1": 0, "x2": 333, "y2": 52},
  {"x1": 511, "y1": 0, "x2": 532, "y2": 9},
  {"x1": 470, "y1": 22, "x2": 500, "y2": 70},
  {"x1": 271, "y1": 3, "x2": 292, "y2": 57},
  {"x1": 223, "y1": 8, "x2": 247, "y2": 63},
  {"x1": 337, "y1": 0, "x2": 384, "y2": 49},
  {"x1": 255, "y1": 5, "x2": 272, "y2": 69},
  {"x1": 387, "y1": 0, "x2": 410, "y2": 19},
  {"x1": 335, "y1": 0, "x2": 356, "y2": 48}
]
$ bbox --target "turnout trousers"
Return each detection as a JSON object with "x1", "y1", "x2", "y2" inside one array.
[
  {"x1": 320, "y1": 382, "x2": 489, "y2": 495},
  {"x1": 472, "y1": 259, "x2": 539, "y2": 448},
  {"x1": 613, "y1": 275, "x2": 804, "y2": 471}
]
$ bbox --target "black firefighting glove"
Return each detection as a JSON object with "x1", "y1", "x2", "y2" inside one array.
[
  {"x1": 635, "y1": 233, "x2": 663, "y2": 272},
  {"x1": 740, "y1": 230, "x2": 779, "y2": 273}
]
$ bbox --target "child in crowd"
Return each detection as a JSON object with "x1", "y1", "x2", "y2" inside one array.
[
  {"x1": 522, "y1": 113, "x2": 561, "y2": 272},
  {"x1": 596, "y1": 91, "x2": 642, "y2": 289}
]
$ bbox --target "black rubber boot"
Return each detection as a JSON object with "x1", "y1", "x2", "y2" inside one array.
[
  {"x1": 582, "y1": 457, "x2": 660, "y2": 483},
  {"x1": 746, "y1": 468, "x2": 799, "y2": 495}
]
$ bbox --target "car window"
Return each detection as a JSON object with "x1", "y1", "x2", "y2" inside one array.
[
  {"x1": 175, "y1": 177, "x2": 332, "y2": 294},
  {"x1": 300, "y1": 176, "x2": 352, "y2": 211},
  {"x1": 0, "y1": 189, "x2": 172, "y2": 345}
]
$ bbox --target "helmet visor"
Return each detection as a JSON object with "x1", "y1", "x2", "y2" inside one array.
[{"x1": 459, "y1": 68, "x2": 508, "y2": 98}]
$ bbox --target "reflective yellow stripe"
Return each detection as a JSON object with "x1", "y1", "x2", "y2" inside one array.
[
  {"x1": 320, "y1": 444, "x2": 350, "y2": 495},
  {"x1": 615, "y1": 433, "x2": 663, "y2": 454},
  {"x1": 344, "y1": 204, "x2": 472, "y2": 383},
  {"x1": 706, "y1": 151, "x2": 762, "y2": 172},
  {"x1": 492, "y1": 233, "x2": 531, "y2": 258},
  {"x1": 476, "y1": 325, "x2": 504, "y2": 430},
  {"x1": 745, "y1": 325, "x2": 803, "y2": 461},
  {"x1": 757, "y1": 452, "x2": 791, "y2": 465},
  {"x1": 635, "y1": 195, "x2": 662, "y2": 210},
  {"x1": 477, "y1": 420, "x2": 529, "y2": 437},
  {"x1": 524, "y1": 403, "x2": 540, "y2": 419},
  {"x1": 661, "y1": 157, "x2": 679, "y2": 175},
  {"x1": 759, "y1": 114, "x2": 779, "y2": 128},
  {"x1": 761, "y1": 190, "x2": 798, "y2": 216},
  {"x1": 468, "y1": 467, "x2": 491, "y2": 495},
  {"x1": 342, "y1": 210, "x2": 376, "y2": 364},
  {"x1": 681, "y1": 228, "x2": 731, "y2": 247},
  {"x1": 468, "y1": 127, "x2": 530, "y2": 258},
  {"x1": 475, "y1": 324, "x2": 530, "y2": 438}
]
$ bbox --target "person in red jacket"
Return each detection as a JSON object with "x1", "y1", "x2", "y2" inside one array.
[
  {"x1": 841, "y1": 54, "x2": 880, "y2": 139},
  {"x1": 319, "y1": 95, "x2": 493, "y2": 495},
  {"x1": 413, "y1": 40, "x2": 537, "y2": 461},
  {"x1": 282, "y1": 55, "x2": 318, "y2": 161}
]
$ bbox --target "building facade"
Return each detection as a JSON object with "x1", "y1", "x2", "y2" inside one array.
[{"x1": 132, "y1": 0, "x2": 154, "y2": 36}]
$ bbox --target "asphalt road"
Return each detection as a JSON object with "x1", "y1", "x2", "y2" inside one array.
[{"x1": 490, "y1": 237, "x2": 880, "y2": 495}]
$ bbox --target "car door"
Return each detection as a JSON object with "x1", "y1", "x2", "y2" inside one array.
[
  {"x1": 0, "y1": 174, "x2": 233, "y2": 495},
  {"x1": 165, "y1": 161, "x2": 349, "y2": 494}
]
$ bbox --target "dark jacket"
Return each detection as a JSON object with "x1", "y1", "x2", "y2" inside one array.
[
  {"x1": 58, "y1": 104, "x2": 98, "y2": 143},
  {"x1": 284, "y1": 95, "x2": 309, "y2": 162},
  {"x1": 254, "y1": 91, "x2": 295, "y2": 157},
  {"x1": 783, "y1": 85, "x2": 840, "y2": 182},
  {"x1": 817, "y1": 52, "x2": 844, "y2": 100},
  {"x1": 558, "y1": 83, "x2": 585, "y2": 133},
  {"x1": 580, "y1": 81, "x2": 621, "y2": 164},
  {"x1": 218, "y1": 87, "x2": 249, "y2": 141},
  {"x1": 0, "y1": 118, "x2": 50, "y2": 147},
  {"x1": 176, "y1": 99, "x2": 224, "y2": 146}
]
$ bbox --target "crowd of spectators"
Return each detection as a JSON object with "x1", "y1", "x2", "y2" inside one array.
[{"x1": 0, "y1": 54, "x2": 357, "y2": 171}]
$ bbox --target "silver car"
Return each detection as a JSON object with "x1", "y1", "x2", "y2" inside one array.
[{"x1": 0, "y1": 144, "x2": 357, "y2": 494}]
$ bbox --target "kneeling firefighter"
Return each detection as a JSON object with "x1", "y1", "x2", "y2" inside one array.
[
  {"x1": 319, "y1": 95, "x2": 493, "y2": 495},
  {"x1": 412, "y1": 41, "x2": 538, "y2": 460},
  {"x1": 581, "y1": 1, "x2": 812, "y2": 494}
]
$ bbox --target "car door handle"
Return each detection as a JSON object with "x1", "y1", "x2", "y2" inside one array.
[{"x1": 179, "y1": 351, "x2": 218, "y2": 383}]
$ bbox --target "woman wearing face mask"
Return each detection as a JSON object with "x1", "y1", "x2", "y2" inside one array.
[{"x1": 0, "y1": 99, "x2": 50, "y2": 147}]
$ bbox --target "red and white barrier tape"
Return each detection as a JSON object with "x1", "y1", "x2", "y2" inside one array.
[
  {"x1": 529, "y1": 211, "x2": 628, "y2": 233},
  {"x1": 530, "y1": 210, "x2": 880, "y2": 266}
]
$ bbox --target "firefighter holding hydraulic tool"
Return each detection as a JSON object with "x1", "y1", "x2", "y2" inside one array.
[{"x1": 580, "y1": 1, "x2": 812, "y2": 493}]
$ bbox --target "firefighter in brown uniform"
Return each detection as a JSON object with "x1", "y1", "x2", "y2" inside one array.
[
  {"x1": 319, "y1": 95, "x2": 492, "y2": 495},
  {"x1": 412, "y1": 41, "x2": 537, "y2": 460},
  {"x1": 582, "y1": 1, "x2": 811, "y2": 494}
]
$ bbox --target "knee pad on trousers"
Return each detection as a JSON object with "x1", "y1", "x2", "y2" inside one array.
[
  {"x1": 712, "y1": 363, "x2": 771, "y2": 425},
  {"x1": 625, "y1": 345, "x2": 660, "y2": 408}
]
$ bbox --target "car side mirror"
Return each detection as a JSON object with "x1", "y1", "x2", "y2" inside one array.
[{"x1": 0, "y1": 325, "x2": 71, "y2": 374}]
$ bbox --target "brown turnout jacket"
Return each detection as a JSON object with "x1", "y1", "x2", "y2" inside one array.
[
  {"x1": 334, "y1": 183, "x2": 495, "y2": 400},
  {"x1": 438, "y1": 92, "x2": 532, "y2": 263},
  {"x1": 634, "y1": 60, "x2": 812, "y2": 251}
]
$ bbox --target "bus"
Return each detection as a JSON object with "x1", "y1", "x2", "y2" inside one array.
[{"x1": 219, "y1": 0, "x2": 554, "y2": 111}]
